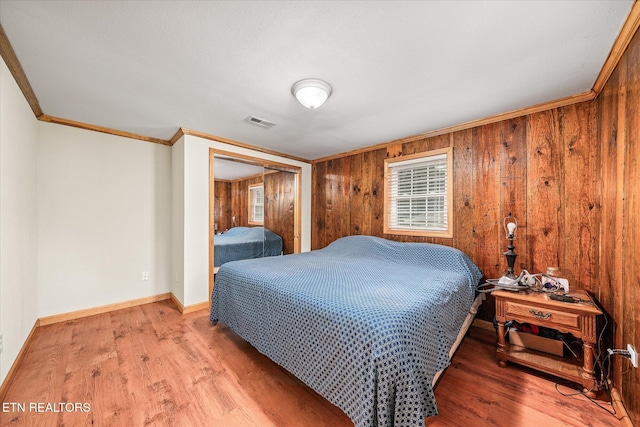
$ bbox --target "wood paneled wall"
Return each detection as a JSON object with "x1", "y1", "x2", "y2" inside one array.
[
  {"x1": 313, "y1": 107, "x2": 598, "y2": 319},
  {"x1": 213, "y1": 180, "x2": 231, "y2": 232},
  {"x1": 229, "y1": 175, "x2": 263, "y2": 228},
  {"x1": 264, "y1": 171, "x2": 296, "y2": 255},
  {"x1": 597, "y1": 27, "x2": 640, "y2": 425},
  {"x1": 312, "y1": 27, "x2": 639, "y2": 424},
  {"x1": 213, "y1": 175, "x2": 262, "y2": 234}
]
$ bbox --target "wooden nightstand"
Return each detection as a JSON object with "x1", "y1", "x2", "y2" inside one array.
[{"x1": 493, "y1": 289, "x2": 602, "y2": 397}]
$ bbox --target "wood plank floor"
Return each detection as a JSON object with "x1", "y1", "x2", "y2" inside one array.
[{"x1": 1, "y1": 300, "x2": 620, "y2": 426}]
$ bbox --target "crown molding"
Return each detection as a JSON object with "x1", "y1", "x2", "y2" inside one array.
[
  {"x1": 2, "y1": 4, "x2": 639, "y2": 161},
  {"x1": 169, "y1": 128, "x2": 185, "y2": 145},
  {"x1": 312, "y1": 89, "x2": 597, "y2": 164},
  {"x1": 592, "y1": 1, "x2": 640, "y2": 95},
  {"x1": 177, "y1": 127, "x2": 310, "y2": 163},
  {"x1": 38, "y1": 115, "x2": 172, "y2": 146},
  {"x1": 0, "y1": 23, "x2": 42, "y2": 117}
]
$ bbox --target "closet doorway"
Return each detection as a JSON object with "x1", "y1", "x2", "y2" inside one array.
[{"x1": 208, "y1": 148, "x2": 302, "y2": 300}]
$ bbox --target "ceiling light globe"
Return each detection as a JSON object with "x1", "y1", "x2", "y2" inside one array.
[{"x1": 292, "y1": 79, "x2": 332, "y2": 109}]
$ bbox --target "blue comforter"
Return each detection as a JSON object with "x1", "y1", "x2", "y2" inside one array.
[
  {"x1": 214, "y1": 226, "x2": 283, "y2": 267},
  {"x1": 210, "y1": 235, "x2": 482, "y2": 427}
]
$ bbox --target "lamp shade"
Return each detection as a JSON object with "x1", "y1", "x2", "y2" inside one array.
[{"x1": 291, "y1": 79, "x2": 332, "y2": 109}]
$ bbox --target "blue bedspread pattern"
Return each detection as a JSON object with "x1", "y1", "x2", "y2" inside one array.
[
  {"x1": 211, "y1": 235, "x2": 482, "y2": 427},
  {"x1": 213, "y1": 226, "x2": 282, "y2": 267}
]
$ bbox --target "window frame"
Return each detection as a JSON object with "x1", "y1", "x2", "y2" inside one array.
[
  {"x1": 383, "y1": 147, "x2": 453, "y2": 238},
  {"x1": 248, "y1": 183, "x2": 264, "y2": 225}
]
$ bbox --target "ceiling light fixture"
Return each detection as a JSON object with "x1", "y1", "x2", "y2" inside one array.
[{"x1": 291, "y1": 78, "x2": 332, "y2": 109}]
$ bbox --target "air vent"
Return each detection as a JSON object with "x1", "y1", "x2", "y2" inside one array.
[{"x1": 245, "y1": 115, "x2": 276, "y2": 129}]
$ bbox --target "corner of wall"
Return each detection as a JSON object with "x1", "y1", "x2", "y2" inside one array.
[
  {"x1": 0, "y1": 56, "x2": 39, "y2": 384},
  {"x1": 171, "y1": 137, "x2": 186, "y2": 305},
  {"x1": 177, "y1": 134, "x2": 312, "y2": 308}
]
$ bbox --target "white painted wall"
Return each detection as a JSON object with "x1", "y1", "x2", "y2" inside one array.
[
  {"x1": 170, "y1": 137, "x2": 185, "y2": 303},
  {"x1": 37, "y1": 123, "x2": 172, "y2": 317},
  {"x1": 177, "y1": 134, "x2": 312, "y2": 306},
  {"x1": 0, "y1": 56, "x2": 313, "y2": 387},
  {"x1": 0, "y1": 57, "x2": 39, "y2": 383}
]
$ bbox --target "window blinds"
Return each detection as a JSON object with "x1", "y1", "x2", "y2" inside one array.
[
  {"x1": 387, "y1": 153, "x2": 448, "y2": 231},
  {"x1": 250, "y1": 185, "x2": 264, "y2": 223}
]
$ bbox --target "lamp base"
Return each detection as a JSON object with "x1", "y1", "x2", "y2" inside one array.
[{"x1": 504, "y1": 239, "x2": 517, "y2": 279}]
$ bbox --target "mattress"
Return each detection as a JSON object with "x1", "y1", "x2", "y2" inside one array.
[{"x1": 211, "y1": 235, "x2": 482, "y2": 427}]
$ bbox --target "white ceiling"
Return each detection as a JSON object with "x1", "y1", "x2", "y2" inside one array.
[
  {"x1": 214, "y1": 156, "x2": 264, "y2": 181},
  {"x1": 0, "y1": 1, "x2": 634, "y2": 160}
]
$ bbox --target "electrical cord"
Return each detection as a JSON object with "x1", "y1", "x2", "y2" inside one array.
[
  {"x1": 554, "y1": 382, "x2": 618, "y2": 417},
  {"x1": 485, "y1": 275, "x2": 618, "y2": 417},
  {"x1": 476, "y1": 270, "x2": 541, "y2": 293},
  {"x1": 593, "y1": 314, "x2": 610, "y2": 390},
  {"x1": 553, "y1": 314, "x2": 619, "y2": 418}
]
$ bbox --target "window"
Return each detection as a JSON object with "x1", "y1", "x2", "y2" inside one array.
[
  {"x1": 248, "y1": 183, "x2": 264, "y2": 225},
  {"x1": 384, "y1": 147, "x2": 453, "y2": 238}
]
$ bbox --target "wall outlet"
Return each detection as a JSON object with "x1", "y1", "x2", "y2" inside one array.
[
  {"x1": 628, "y1": 344, "x2": 638, "y2": 368},
  {"x1": 142, "y1": 271, "x2": 149, "y2": 281},
  {"x1": 0, "y1": 332, "x2": 3, "y2": 354}
]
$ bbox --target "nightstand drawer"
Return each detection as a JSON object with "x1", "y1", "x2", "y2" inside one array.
[{"x1": 505, "y1": 301, "x2": 580, "y2": 330}]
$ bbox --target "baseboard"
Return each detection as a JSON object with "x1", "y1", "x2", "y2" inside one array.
[
  {"x1": 609, "y1": 380, "x2": 635, "y2": 427},
  {"x1": 169, "y1": 293, "x2": 209, "y2": 314},
  {"x1": 0, "y1": 320, "x2": 39, "y2": 402},
  {"x1": 170, "y1": 293, "x2": 185, "y2": 313},
  {"x1": 1, "y1": 292, "x2": 209, "y2": 401},
  {"x1": 2, "y1": 298, "x2": 634, "y2": 427},
  {"x1": 183, "y1": 301, "x2": 210, "y2": 314},
  {"x1": 38, "y1": 293, "x2": 172, "y2": 326},
  {"x1": 472, "y1": 318, "x2": 495, "y2": 332}
]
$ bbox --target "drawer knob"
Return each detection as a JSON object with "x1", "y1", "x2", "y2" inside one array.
[{"x1": 529, "y1": 309, "x2": 551, "y2": 319}]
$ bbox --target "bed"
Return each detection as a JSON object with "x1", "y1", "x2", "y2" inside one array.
[
  {"x1": 210, "y1": 235, "x2": 483, "y2": 427},
  {"x1": 213, "y1": 226, "x2": 283, "y2": 267}
]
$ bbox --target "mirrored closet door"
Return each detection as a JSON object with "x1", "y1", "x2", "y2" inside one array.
[{"x1": 210, "y1": 150, "x2": 301, "y2": 298}]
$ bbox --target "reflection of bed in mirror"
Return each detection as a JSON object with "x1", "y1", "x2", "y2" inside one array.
[
  {"x1": 213, "y1": 154, "x2": 297, "y2": 258},
  {"x1": 213, "y1": 226, "x2": 282, "y2": 267}
]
